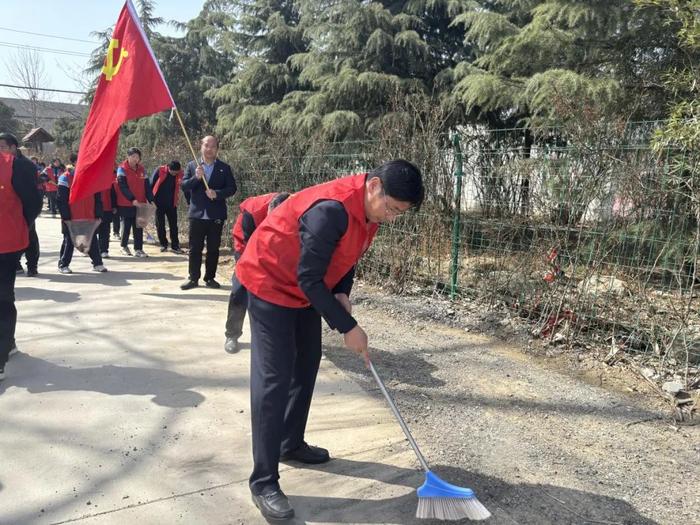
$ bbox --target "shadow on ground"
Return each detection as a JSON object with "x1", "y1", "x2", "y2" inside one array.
[
  {"x1": 288, "y1": 458, "x2": 657, "y2": 525},
  {"x1": 15, "y1": 287, "x2": 81, "y2": 303},
  {"x1": 0, "y1": 353, "x2": 249, "y2": 407},
  {"x1": 42, "y1": 270, "x2": 182, "y2": 287}
]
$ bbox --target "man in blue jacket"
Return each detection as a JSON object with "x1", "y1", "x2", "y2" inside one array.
[{"x1": 180, "y1": 136, "x2": 236, "y2": 290}]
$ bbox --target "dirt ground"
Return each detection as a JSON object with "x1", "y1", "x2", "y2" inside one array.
[{"x1": 319, "y1": 282, "x2": 699, "y2": 525}]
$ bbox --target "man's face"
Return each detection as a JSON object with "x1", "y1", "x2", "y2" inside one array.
[
  {"x1": 201, "y1": 137, "x2": 218, "y2": 162},
  {"x1": 53, "y1": 160, "x2": 60, "y2": 167},
  {"x1": 0, "y1": 140, "x2": 17, "y2": 156},
  {"x1": 364, "y1": 177, "x2": 412, "y2": 224},
  {"x1": 127, "y1": 153, "x2": 141, "y2": 167}
]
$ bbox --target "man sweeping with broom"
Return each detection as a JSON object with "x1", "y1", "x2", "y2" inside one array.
[{"x1": 235, "y1": 160, "x2": 424, "y2": 521}]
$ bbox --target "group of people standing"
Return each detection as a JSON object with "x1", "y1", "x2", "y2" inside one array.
[{"x1": 1, "y1": 127, "x2": 425, "y2": 522}]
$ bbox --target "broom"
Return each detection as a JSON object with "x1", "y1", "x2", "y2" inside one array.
[{"x1": 369, "y1": 360, "x2": 491, "y2": 521}]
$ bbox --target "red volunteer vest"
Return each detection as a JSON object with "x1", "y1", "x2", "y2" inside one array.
[
  {"x1": 115, "y1": 160, "x2": 147, "y2": 207},
  {"x1": 152, "y1": 165, "x2": 183, "y2": 207},
  {"x1": 231, "y1": 192, "x2": 276, "y2": 255},
  {"x1": 236, "y1": 174, "x2": 378, "y2": 308},
  {"x1": 44, "y1": 168, "x2": 59, "y2": 192},
  {"x1": 100, "y1": 188, "x2": 113, "y2": 213},
  {"x1": 0, "y1": 153, "x2": 29, "y2": 254}
]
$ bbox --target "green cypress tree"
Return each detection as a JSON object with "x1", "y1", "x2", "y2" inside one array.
[{"x1": 450, "y1": 0, "x2": 685, "y2": 127}]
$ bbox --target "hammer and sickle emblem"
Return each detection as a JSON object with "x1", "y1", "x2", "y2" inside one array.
[{"x1": 102, "y1": 39, "x2": 129, "y2": 81}]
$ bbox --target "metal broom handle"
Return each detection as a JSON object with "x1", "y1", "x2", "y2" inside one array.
[{"x1": 369, "y1": 360, "x2": 430, "y2": 472}]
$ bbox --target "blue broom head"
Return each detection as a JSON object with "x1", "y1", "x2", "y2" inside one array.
[
  {"x1": 418, "y1": 471, "x2": 475, "y2": 499},
  {"x1": 416, "y1": 471, "x2": 491, "y2": 521}
]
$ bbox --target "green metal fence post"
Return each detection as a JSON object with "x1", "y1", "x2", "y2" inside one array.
[{"x1": 450, "y1": 134, "x2": 464, "y2": 299}]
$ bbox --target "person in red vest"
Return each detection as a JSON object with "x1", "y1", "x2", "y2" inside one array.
[
  {"x1": 224, "y1": 191, "x2": 290, "y2": 354},
  {"x1": 96, "y1": 167, "x2": 117, "y2": 259},
  {"x1": 56, "y1": 153, "x2": 107, "y2": 274},
  {"x1": 116, "y1": 147, "x2": 153, "y2": 257},
  {"x1": 42, "y1": 158, "x2": 62, "y2": 217},
  {"x1": 150, "y1": 160, "x2": 185, "y2": 254},
  {"x1": 236, "y1": 160, "x2": 423, "y2": 521},
  {"x1": 0, "y1": 133, "x2": 42, "y2": 380}
]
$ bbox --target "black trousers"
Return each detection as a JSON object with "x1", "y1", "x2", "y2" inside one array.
[
  {"x1": 112, "y1": 210, "x2": 121, "y2": 235},
  {"x1": 248, "y1": 292, "x2": 322, "y2": 495},
  {"x1": 97, "y1": 215, "x2": 112, "y2": 254},
  {"x1": 47, "y1": 192, "x2": 58, "y2": 215},
  {"x1": 1, "y1": 251, "x2": 21, "y2": 367},
  {"x1": 225, "y1": 274, "x2": 248, "y2": 339},
  {"x1": 156, "y1": 205, "x2": 180, "y2": 249},
  {"x1": 121, "y1": 216, "x2": 143, "y2": 250},
  {"x1": 17, "y1": 224, "x2": 39, "y2": 272},
  {"x1": 187, "y1": 218, "x2": 223, "y2": 282},
  {"x1": 59, "y1": 225, "x2": 102, "y2": 268}
]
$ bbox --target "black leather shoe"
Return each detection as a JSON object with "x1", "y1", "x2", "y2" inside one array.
[
  {"x1": 180, "y1": 279, "x2": 199, "y2": 290},
  {"x1": 205, "y1": 278, "x2": 221, "y2": 289},
  {"x1": 26, "y1": 268, "x2": 38, "y2": 277},
  {"x1": 224, "y1": 337, "x2": 240, "y2": 354},
  {"x1": 280, "y1": 442, "x2": 330, "y2": 464},
  {"x1": 251, "y1": 490, "x2": 294, "y2": 521}
]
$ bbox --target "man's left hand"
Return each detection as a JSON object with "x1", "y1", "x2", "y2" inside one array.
[{"x1": 205, "y1": 189, "x2": 217, "y2": 200}]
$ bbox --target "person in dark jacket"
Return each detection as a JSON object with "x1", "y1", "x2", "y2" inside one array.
[
  {"x1": 116, "y1": 147, "x2": 153, "y2": 257},
  {"x1": 56, "y1": 153, "x2": 107, "y2": 274},
  {"x1": 180, "y1": 136, "x2": 236, "y2": 290},
  {"x1": 9, "y1": 146, "x2": 41, "y2": 277},
  {"x1": 224, "y1": 191, "x2": 290, "y2": 354},
  {"x1": 0, "y1": 132, "x2": 42, "y2": 379},
  {"x1": 235, "y1": 160, "x2": 423, "y2": 521},
  {"x1": 151, "y1": 160, "x2": 184, "y2": 254}
]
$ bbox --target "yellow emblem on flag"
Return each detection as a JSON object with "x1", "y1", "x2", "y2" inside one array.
[{"x1": 102, "y1": 39, "x2": 129, "y2": 81}]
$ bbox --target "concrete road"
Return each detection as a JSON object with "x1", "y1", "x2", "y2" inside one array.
[{"x1": 1, "y1": 215, "x2": 427, "y2": 525}]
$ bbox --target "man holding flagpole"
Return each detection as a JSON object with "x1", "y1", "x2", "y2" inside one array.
[{"x1": 180, "y1": 136, "x2": 236, "y2": 290}]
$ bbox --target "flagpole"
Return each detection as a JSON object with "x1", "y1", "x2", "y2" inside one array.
[{"x1": 173, "y1": 106, "x2": 210, "y2": 191}]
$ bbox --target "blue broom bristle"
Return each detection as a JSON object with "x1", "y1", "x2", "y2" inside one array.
[{"x1": 416, "y1": 471, "x2": 491, "y2": 521}]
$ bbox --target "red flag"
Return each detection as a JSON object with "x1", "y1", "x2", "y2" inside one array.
[{"x1": 70, "y1": 0, "x2": 175, "y2": 204}]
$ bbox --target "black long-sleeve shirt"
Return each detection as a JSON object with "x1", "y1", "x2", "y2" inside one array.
[
  {"x1": 297, "y1": 199, "x2": 358, "y2": 334},
  {"x1": 11, "y1": 153, "x2": 42, "y2": 226},
  {"x1": 151, "y1": 167, "x2": 177, "y2": 208}
]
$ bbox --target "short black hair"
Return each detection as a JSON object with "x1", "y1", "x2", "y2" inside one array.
[
  {"x1": 168, "y1": 160, "x2": 181, "y2": 171},
  {"x1": 127, "y1": 147, "x2": 142, "y2": 158},
  {"x1": 368, "y1": 159, "x2": 424, "y2": 209},
  {"x1": 69, "y1": 152, "x2": 78, "y2": 164},
  {"x1": 0, "y1": 132, "x2": 19, "y2": 148},
  {"x1": 268, "y1": 191, "x2": 291, "y2": 212}
]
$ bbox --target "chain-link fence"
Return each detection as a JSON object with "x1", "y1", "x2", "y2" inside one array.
[
  {"x1": 215, "y1": 121, "x2": 699, "y2": 371},
  {"x1": 151, "y1": 120, "x2": 699, "y2": 374}
]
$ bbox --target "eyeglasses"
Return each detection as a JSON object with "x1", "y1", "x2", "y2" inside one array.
[{"x1": 381, "y1": 189, "x2": 408, "y2": 218}]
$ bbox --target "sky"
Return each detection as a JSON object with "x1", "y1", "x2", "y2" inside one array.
[{"x1": 0, "y1": 0, "x2": 204, "y2": 104}]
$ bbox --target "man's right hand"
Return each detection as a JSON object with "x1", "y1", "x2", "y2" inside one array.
[
  {"x1": 195, "y1": 166, "x2": 204, "y2": 180},
  {"x1": 344, "y1": 325, "x2": 369, "y2": 367}
]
